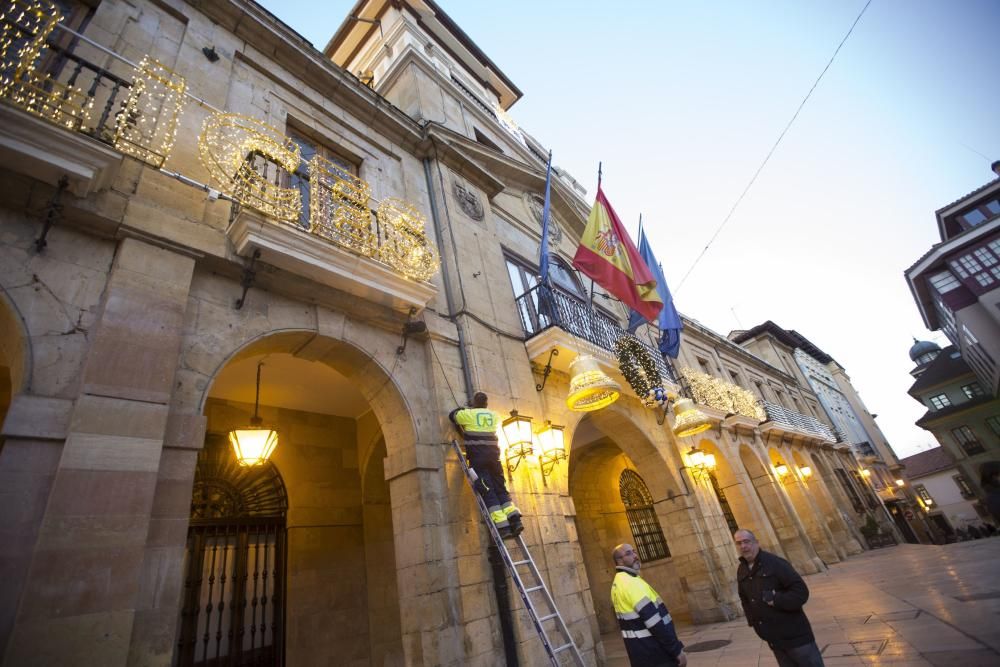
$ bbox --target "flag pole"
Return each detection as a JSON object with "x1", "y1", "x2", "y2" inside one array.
[
  {"x1": 588, "y1": 161, "x2": 602, "y2": 310},
  {"x1": 597, "y1": 161, "x2": 602, "y2": 190}
]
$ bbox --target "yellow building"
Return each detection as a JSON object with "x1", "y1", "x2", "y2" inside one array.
[{"x1": 0, "y1": 1, "x2": 886, "y2": 664}]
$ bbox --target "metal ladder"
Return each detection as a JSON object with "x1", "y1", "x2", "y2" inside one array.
[{"x1": 451, "y1": 440, "x2": 586, "y2": 667}]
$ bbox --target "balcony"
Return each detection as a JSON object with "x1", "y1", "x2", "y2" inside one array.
[
  {"x1": 760, "y1": 401, "x2": 838, "y2": 443},
  {"x1": 515, "y1": 284, "x2": 676, "y2": 391},
  {"x1": 1, "y1": 8, "x2": 439, "y2": 313},
  {"x1": 0, "y1": 36, "x2": 126, "y2": 195}
]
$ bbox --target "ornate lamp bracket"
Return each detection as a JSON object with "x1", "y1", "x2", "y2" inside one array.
[
  {"x1": 234, "y1": 248, "x2": 261, "y2": 310},
  {"x1": 535, "y1": 348, "x2": 559, "y2": 391},
  {"x1": 34, "y1": 175, "x2": 69, "y2": 253}
]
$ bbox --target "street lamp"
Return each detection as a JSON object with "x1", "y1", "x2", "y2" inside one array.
[
  {"x1": 228, "y1": 361, "x2": 278, "y2": 466},
  {"x1": 501, "y1": 409, "x2": 533, "y2": 473},
  {"x1": 536, "y1": 421, "x2": 566, "y2": 477}
]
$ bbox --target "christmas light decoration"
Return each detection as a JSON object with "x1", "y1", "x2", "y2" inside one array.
[
  {"x1": 614, "y1": 334, "x2": 664, "y2": 407},
  {"x1": 679, "y1": 367, "x2": 766, "y2": 421},
  {"x1": 113, "y1": 55, "x2": 186, "y2": 168},
  {"x1": 0, "y1": 0, "x2": 93, "y2": 130},
  {"x1": 198, "y1": 111, "x2": 301, "y2": 222},
  {"x1": 376, "y1": 197, "x2": 440, "y2": 282},
  {"x1": 309, "y1": 153, "x2": 375, "y2": 254}
]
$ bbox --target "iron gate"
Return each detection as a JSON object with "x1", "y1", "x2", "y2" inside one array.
[{"x1": 177, "y1": 437, "x2": 288, "y2": 666}]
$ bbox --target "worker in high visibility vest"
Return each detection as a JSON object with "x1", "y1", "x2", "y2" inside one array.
[
  {"x1": 611, "y1": 543, "x2": 687, "y2": 667},
  {"x1": 450, "y1": 392, "x2": 523, "y2": 539}
]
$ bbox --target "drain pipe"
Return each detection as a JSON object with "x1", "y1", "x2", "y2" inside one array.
[{"x1": 422, "y1": 153, "x2": 519, "y2": 666}]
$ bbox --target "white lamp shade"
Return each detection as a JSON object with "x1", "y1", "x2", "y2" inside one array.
[
  {"x1": 502, "y1": 412, "x2": 533, "y2": 452},
  {"x1": 799, "y1": 465, "x2": 812, "y2": 478},
  {"x1": 229, "y1": 427, "x2": 278, "y2": 466},
  {"x1": 774, "y1": 462, "x2": 789, "y2": 477},
  {"x1": 537, "y1": 423, "x2": 566, "y2": 458},
  {"x1": 704, "y1": 453, "x2": 717, "y2": 471},
  {"x1": 688, "y1": 448, "x2": 706, "y2": 468}
]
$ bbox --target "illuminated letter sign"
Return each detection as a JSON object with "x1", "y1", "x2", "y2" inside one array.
[
  {"x1": 113, "y1": 56, "x2": 186, "y2": 168},
  {"x1": 198, "y1": 112, "x2": 301, "y2": 222}
]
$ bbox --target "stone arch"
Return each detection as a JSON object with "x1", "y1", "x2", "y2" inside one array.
[
  {"x1": 180, "y1": 328, "x2": 419, "y2": 666},
  {"x1": 193, "y1": 329, "x2": 420, "y2": 463},
  {"x1": 793, "y1": 449, "x2": 863, "y2": 557},
  {"x1": 739, "y1": 443, "x2": 819, "y2": 573},
  {"x1": 568, "y1": 407, "x2": 691, "y2": 634},
  {"x1": 696, "y1": 438, "x2": 753, "y2": 535},
  {"x1": 781, "y1": 446, "x2": 840, "y2": 563}
]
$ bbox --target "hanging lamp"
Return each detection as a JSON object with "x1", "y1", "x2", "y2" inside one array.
[
  {"x1": 228, "y1": 360, "x2": 279, "y2": 466},
  {"x1": 670, "y1": 397, "x2": 712, "y2": 437},
  {"x1": 566, "y1": 354, "x2": 621, "y2": 412}
]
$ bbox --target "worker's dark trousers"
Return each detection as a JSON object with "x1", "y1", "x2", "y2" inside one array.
[{"x1": 465, "y1": 444, "x2": 511, "y2": 511}]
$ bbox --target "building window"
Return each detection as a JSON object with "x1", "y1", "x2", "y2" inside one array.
[
  {"x1": 914, "y1": 484, "x2": 936, "y2": 509},
  {"x1": 928, "y1": 393, "x2": 951, "y2": 410},
  {"x1": 987, "y1": 416, "x2": 1000, "y2": 438},
  {"x1": 506, "y1": 254, "x2": 544, "y2": 335},
  {"x1": 953, "y1": 474, "x2": 975, "y2": 499},
  {"x1": 951, "y1": 245, "x2": 1000, "y2": 288},
  {"x1": 962, "y1": 382, "x2": 985, "y2": 399},
  {"x1": 285, "y1": 127, "x2": 359, "y2": 228},
  {"x1": 547, "y1": 258, "x2": 586, "y2": 298},
  {"x1": 697, "y1": 358, "x2": 713, "y2": 377},
  {"x1": 708, "y1": 472, "x2": 739, "y2": 534},
  {"x1": 729, "y1": 370, "x2": 742, "y2": 387},
  {"x1": 951, "y1": 425, "x2": 985, "y2": 455},
  {"x1": 619, "y1": 470, "x2": 670, "y2": 562},
  {"x1": 928, "y1": 270, "x2": 960, "y2": 294},
  {"x1": 850, "y1": 469, "x2": 879, "y2": 509}
]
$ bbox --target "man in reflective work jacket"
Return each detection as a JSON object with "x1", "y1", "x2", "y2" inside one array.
[
  {"x1": 449, "y1": 392, "x2": 523, "y2": 538},
  {"x1": 611, "y1": 543, "x2": 687, "y2": 667},
  {"x1": 734, "y1": 529, "x2": 824, "y2": 666}
]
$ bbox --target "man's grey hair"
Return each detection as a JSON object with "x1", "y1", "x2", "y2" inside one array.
[{"x1": 734, "y1": 528, "x2": 757, "y2": 541}]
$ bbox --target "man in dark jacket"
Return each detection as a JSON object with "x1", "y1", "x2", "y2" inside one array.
[{"x1": 734, "y1": 529, "x2": 824, "y2": 666}]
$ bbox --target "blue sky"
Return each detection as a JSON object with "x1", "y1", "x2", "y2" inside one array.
[{"x1": 258, "y1": 0, "x2": 1000, "y2": 457}]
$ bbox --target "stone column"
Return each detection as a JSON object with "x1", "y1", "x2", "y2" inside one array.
[
  {"x1": 0, "y1": 395, "x2": 73, "y2": 657},
  {"x1": 385, "y1": 442, "x2": 466, "y2": 667},
  {"x1": 3, "y1": 239, "x2": 194, "y2": 667}
]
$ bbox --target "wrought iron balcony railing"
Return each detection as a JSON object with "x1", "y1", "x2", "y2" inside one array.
[
  {"x1": 1, "y1": 4, "x2": 440, "y2": 285},
  {"x1": 2, "y1": 36, "x2": 132, "y2": 143},
  {"x1": 762, "y1": 400, "x2": 837, "y2": 441},
  {"x1": 514, "y1": 283, "x2": 675, "y2": 383}
]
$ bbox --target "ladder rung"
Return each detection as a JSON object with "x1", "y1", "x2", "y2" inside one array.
[
  {"x1": 552, "y1": 643, "x2": 573, "y2": 653},
  {"x1": 538, "y1": 613, "x2": 557, "y2": 622},
  {"x1": 525, "y1": 585, "x2": 543, "y2": 593},
  {"x1": 512, "y1": 559, "x2": 530, "y2": 566}
]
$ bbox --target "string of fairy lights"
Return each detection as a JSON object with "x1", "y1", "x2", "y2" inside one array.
[
  {"x1": 680, "y1": 367, "x2": 766, "y2": 421},
  {"x1": 0, "y1": 0, "x2": 92, "y2": 129},
  {"x1": 0, "y1": 0, "x2": 440, "y2": 283}
]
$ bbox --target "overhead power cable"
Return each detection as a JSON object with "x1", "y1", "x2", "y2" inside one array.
[{"x1": 674, "y1": 0, "x2": 873, "y2": 294}]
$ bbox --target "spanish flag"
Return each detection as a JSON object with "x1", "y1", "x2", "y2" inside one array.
[{"x1": 573, "y1": 186, "x2": 663, "y2": 322}]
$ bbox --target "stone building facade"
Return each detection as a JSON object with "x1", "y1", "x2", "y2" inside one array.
[{"x1": 0, "y1": 0, "x2": 879, "y2": 665}]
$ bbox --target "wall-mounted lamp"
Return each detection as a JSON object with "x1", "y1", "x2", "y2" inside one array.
[
  {"x1": 798, "y1": 465, "x2": 813, "y2": 480},
  {"x1": 536, "y1": 421, "x2": 566, "y2": 477},
  {"x1": 773, "y1": 461, "x2": 790, "y2": 479},
  {"x1": 894, "y1": 479, "x2": 905, "y2": 487},
  {"x1": 860, "y1": 468, "x2": 872, "y2": 478},
  {"x1": 501, "y1": 410, "x2": 533, "y2": 474},
  {"x1": 228, "y1": 361, "x2": 278, "y2": 466},
  {"x1": 685, "y1": 446, "x2": 717, "y2": 481}
]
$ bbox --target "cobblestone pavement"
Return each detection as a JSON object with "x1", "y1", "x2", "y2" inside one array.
[{"x1": 600, "y1": 539, "x2": 1000, "y2": 666}]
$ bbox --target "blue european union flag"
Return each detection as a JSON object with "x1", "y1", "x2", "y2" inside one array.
[{"x1": 627, "y1": 226, "x2": 683, "y2": 358}]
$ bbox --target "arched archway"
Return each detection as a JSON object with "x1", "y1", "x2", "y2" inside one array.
[
  {"x1": 175, "y1": 329, "x2": 414, "y2": 666},
  {"x1": 177, "y1": 436, "x2": 289, "y2": 665},
  {"x1": 738, "y1": 444, "x2": 819, "y2": 573},
  {"x1": 567, "y1": 408, "x2": 688, "y2": 635}
]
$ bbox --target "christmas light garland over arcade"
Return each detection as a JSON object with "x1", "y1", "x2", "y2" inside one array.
[{"x1": 0, "y1": 0, "x2": 440, "y2": 283}]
